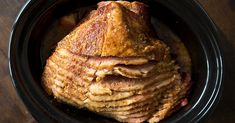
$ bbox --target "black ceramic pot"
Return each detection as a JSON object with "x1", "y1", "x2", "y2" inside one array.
[{"x1": 9, "y1": 0, "x2": 223, "y2": 123}]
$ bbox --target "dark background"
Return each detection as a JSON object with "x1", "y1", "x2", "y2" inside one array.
[{"x1": 0, "y1": 0, "x2": 234, "y2": 123}]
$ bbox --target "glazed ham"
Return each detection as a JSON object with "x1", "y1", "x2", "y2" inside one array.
[{"x1": 42, "y1": 1, "x2": 191, "y2": 123}]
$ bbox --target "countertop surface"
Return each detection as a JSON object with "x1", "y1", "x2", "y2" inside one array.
[{"x1": 0, "y1": 0, "x2": 234, "y2": 123}]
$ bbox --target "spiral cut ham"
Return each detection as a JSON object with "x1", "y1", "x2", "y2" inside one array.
[{"x1": 42, "y1": 1, "x2": 191, "y2": 123}]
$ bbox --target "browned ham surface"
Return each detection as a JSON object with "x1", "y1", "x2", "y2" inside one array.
[{"x1": 42, "y1": 1, "x2": 191, "y2": 123}]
